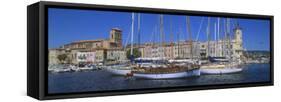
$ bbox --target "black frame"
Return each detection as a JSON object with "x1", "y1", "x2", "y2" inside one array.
[{"x1": 27, "y1": 1, "x2": 274, "y2": 100}]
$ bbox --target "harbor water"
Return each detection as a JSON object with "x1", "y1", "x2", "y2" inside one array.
[{"x1": 48, "y1": 63, "x2": 270, "y2": 94}]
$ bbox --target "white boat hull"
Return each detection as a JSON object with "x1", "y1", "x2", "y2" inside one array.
[
  {"x1": 200, "y1": 68, "x2": 242, "y2": 75},
  {"x1": 133, "y1": 69, "x2": 200, "y2": 79},
  {"x1": 105, "y1": 67, "x2": 131, "y2": 76}
]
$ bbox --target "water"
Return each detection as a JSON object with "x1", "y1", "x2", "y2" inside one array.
[{"x1": 48, "y1": 63, "x2": 270, "y2": 94}]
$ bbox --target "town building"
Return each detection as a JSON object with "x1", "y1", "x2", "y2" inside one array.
[
  {"x1": 61, "y1": 28, "x2": 122, "y2": 50},
  {"x1": 76, "y1": 51, "x2": 96, "y2": 64},
  {"x1": 49, "y1": 28, "x2": 126, "y2": 65},
  {"x1": 48, "y1": 48, "x2": 65, "y2": 65},
  {"x1": 107, "y1": 48, "x2": 127, "y2": 62},
  {"x1": 135, "y1": 25, "x2": 243, "y2": 60}
]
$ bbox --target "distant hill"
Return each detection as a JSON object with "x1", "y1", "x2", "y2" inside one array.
[
  {"x1": 245, "y1": 50, "x2": 270, "y2": 54},
  {"x1": 244, "y1": 50, "x2": 270, "y2": 58}
]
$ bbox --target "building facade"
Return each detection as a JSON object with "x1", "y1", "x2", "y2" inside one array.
[
  {"x1": 136, "y1": 25, "x2": 243, "y2": 60},
  {"x1": 107, "y1": 48, "x2": 126, "y2": 62},
  {"x1": 49, "y1": 25, "x2": 244, "y2": 65},
  {"x1": 49, "y1": 28, "x2": 126, "y2": 65}
]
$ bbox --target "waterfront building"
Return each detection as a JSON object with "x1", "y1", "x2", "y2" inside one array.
[
  {"x1": 48, "y1": 48, "x2": 65, "y2": 65},
  {"x1": 76, "y1": 51, "x2": 96, "y2": 64},
  {"x1": 49, "y1": 28, "x2": 124, "y2": 65},
  {"x1": 106, "y1": 48, "x2": 126, "y2": 62},
  {"x1": 142, "y1": 43, "x2": 152, "y2": 58},
  {"x1": 61, "y1": 28, "x2": 122, "y2": 50},
  {"x1": 95, "y1": 48, "x2": 107, "y2": 63},
  {"x1": 134, "y1": 25, "x2": 243, "y2": 60}
]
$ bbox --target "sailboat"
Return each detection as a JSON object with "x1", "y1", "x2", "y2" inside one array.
[
  {"x1": 200, "y1": 18, "x2": 243, "y2": 74},
  {"x1": 132, "y1": 15, "x2": 200, "y2": 79}
]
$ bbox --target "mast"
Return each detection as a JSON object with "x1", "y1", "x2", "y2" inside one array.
[
  {"x1": 195, "y1": 17, "x2": 205, "y2": 59},
  {"x1": 223, "y1": 18, "x2": 227, "y2": 57},
  {"x1": 160, "y1": 14, "x2": 164, "y2": 59},
  {"x1": 207, "y1": 17, "x2": 210, "y2": 57},
  {"x1": 137, "y1": 13, "x2": 141, "y2": 48},
  {"x1": 186, "y1": 16, "x2": 193, "y2": 60},
  {"x1": 217, "y1": 18, "x2": 220, "y2": 57},
  {"x1": 170, "y1": 20, "x2": 173, "y2": 44},
  {"x1": 130, "y1": 13, "x2": 135, "y2": 56},
  {"x1": 226, "y1": 18, "x2": 231, "y2": 59},
  {"x1": 214, "y1": 23, "x2": 217, "y2": 57},
  {"x1": 177, "y1": 28, "x2": 180, "y2": 59},
  {"x1": 170, "y1": 20, "x2": 174, "y2": 58}
]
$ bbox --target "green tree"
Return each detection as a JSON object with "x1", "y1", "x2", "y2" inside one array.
[
  {"x1": 126, "y1": 48, "x2": 141, "y2": 59},
  {"x1": 57, "y1": 54, "x2": 68, "y2": 64}
]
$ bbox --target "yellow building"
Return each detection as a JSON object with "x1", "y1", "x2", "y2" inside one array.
[{"x1": 49, "y1": 28, "x2": 124, "y2": 65}]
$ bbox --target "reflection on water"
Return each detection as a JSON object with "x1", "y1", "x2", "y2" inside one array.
[{"x1": 48, "y1": 64, "x2": 270, "y2": 94}]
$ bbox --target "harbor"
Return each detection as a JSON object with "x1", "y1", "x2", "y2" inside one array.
[
  {"x1": 48, "y1": 9, "x2": 271, "y2": 94},
  {"x1": 48, "y1": 63, "x2": 270, "y2": 94}
]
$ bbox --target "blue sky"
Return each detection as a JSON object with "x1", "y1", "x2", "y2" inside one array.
[{"x1": 48, "y1": 8, "x2": 270, "y2": 51}]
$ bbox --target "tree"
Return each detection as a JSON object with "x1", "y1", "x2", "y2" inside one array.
[
  {"x1": 126, "y1": 48, "x2": 141, "y2": 60},
  {"x1": 57, "y1": 54, "x2": 68, "y2": 64}
]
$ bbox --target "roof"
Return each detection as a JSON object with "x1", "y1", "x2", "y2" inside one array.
[
  {"x1": 72, "y1": 39, "x2": 104, "y2": 44},
  {"x1": 111, "y1": 28, "x2": 122, "y2": 31}
]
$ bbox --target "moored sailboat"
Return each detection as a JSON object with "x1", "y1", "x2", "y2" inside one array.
[
  {"x1": 132, "y1": 63, "x2": 200, "y2": 79},
  {"x1": 104, "y1": 64, "x2": 132, "y2": 76},
  {"x1": 200, "y1": 18, "x2": 243, "y2": 75},
  {"x1": 132, "y1": 15, "x2": 201, "y2": 79}
]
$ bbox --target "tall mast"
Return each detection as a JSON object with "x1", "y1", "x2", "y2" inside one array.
[
  {"x1": 217, "y1": 18, "x2": 220, "y2": 57},
  {"x1": 214, "y1": 23, "x2": 217, "y2": 57},
  {"x1": 186, "y1": 16, "x2": 193, "y2": 60},
  {"x1": 160, "y1": 14, "x2": 164, "y2": 58},
  {"x1": 170, "y1": 20, "x2": 174, "y2": 58},
  {"x1": 177, "y1": 29, "x2": 180, "y2": 59},
  {"x1": 170, "y1": 20, "x2": 173, "y2": 44},
  {"x1": 153, "y1": 25, "x2": 157, "y2": 47},
  {"x1": 226, "y1": 18, "x2": 231, "y2": 59},
  {"x1": 137, "y1": 13, "x2": 141, "y2": 48},
  {"x1": 130, "y1": 13, "x2": 135, "y2": 56},
  {"x1": 223, "y1": 18, "x2": 227, "y2": 57},
  {"x1": 207, "y1": 17, "x2": 210, "y2": 57}
]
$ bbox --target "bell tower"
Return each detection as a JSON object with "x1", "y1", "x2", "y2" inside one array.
[
  {"x1": 109, "y1": 28, "x2": 122, "y2": 47},
  {"x1": 233, "y1": 23, "x2": 243, "y2": 60}
]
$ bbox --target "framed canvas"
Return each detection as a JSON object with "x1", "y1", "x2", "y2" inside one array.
[{"x1": 27, "y1": 1, "x2": 274, "y2": 100}]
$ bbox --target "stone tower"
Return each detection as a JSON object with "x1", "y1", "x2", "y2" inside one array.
[
  {"x1": 109, "y1": 28, "x2": 122, "y2": 47},
  {"x1": 233, "y1": 23, "x2": 243, "y2": 60}
]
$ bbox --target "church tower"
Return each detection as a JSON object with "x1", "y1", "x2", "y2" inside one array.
[
  {"x1": 233, "y1": 23, "x2": 243, "y2": 60},
  {"x1": 109, "y1": 28, "x2": 122, "y2": 47}
]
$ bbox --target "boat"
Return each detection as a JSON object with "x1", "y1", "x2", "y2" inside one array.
[
  {"x1": 200, "y1": 63, "x2": 242, "y2": 74},
  {"x1": 200, "y1": 68, "x2": 242, "y2": 74},
  {"x1": 49, "y1": 64, "x2": 73, "y2": 73},
  {"x1": 131, "y1": 15, "x2": 201, "y2": 79},
  {"x1": 208, "y1": 56, "x2": 229, "y2": 62},
  {"x1": 104, "y1": 64, "x2": 132, "y2": 76},
  {"x1": 132, "y1": 63, "x2": 200, "y2": 79},
  {"x1": 200, "y1": 18, "x2": 243, "y2": 75}
]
